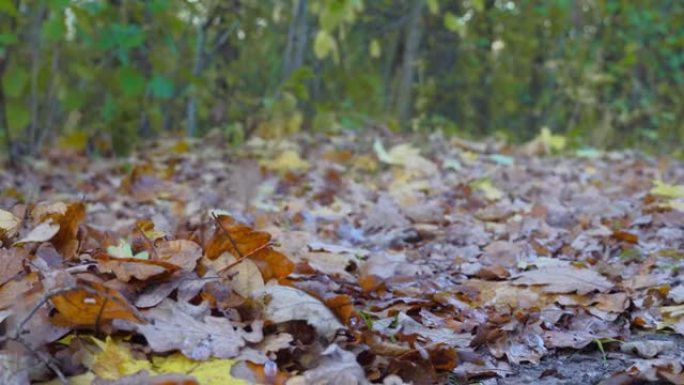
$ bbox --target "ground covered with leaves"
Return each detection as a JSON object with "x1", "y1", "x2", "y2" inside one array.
[{"x1": 1, "y1": 132, "x2": 683, "y2": 385}]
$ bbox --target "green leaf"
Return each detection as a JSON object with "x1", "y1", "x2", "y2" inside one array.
[
  {"x1": 48, "y1": 0, "x2": 70, "y2": 10},
  {"x1": 426, "y1": 0, "x2": 439, "y2": 14},
  {"x1": 313, "y1": 30, "x2": 338, "y2": 61},
  {"x1": 0, "y1": 33, "x2": 18, "y2": 46},
  {"x1": 369, "y1": 39, "x2": 381, "y2": 58},
  {"x1": 149, "y1": 75, "x2": 174, "y2": 99},
  {"x1": 6, "y1": 101, "x2": 29, "y2": 134},
  {"x1": 444, "y1": 13, "x2": 466, "y2": 37},
  {"x1": 42, "y1": 16, "x2": 66, "y2": 41},
  {"x1": 118, "y1": 66, "x2": 146, "y2": 97},
  {"x1": 3, "y1": 66, "x2": 28, "y2": 98},
  {"x1": 0, "y1": 0, "x2": 18, "y2": 16},
  {"x1": 471, "y1": 0, "x2": 485, "y2": 12}
]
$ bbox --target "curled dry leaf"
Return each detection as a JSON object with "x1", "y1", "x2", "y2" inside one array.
[
  {"x1": 121, "y1": 299, "x2": 261, "y2": 360},
  {"x1": 14, "y1": 221, "x2": 60, "y2": 245},
  {"x1": 49, "y1": 202, "x2": 86, "y2": 258},
  {"x1": 512, "y1": 266, "x2": 613, "y2": 294},
  {"x1": 156, "y1": 239, "x2": 202, "y2": 271},
  {"x1": 254, "y1": 284, "x2": 343, "y2": 339},
  {"x1": 97, "y1": 255, "x2": 179, "y2": 282},
  {"x1": 300, "y1": 344, "x2": 369, "y2": 385},
  {"x1": 50, "y1": 280, "x2": 144, "y2": 327}
]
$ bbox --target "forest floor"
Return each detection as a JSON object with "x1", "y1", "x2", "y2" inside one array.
[{"x1": 0, "y1": 132, "x2": 683, "y2": 385}]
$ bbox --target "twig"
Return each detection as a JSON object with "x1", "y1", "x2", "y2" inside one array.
[{"x1": 211, "y1": 213, "x2": 257, "y2": 273}]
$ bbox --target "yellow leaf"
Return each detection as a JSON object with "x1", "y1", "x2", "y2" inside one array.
[
  {"x1": 58, "y1": 131, "x2": 88, "y2": 152},
  {"x1": 540, "y1": 127, "x2": 566, "y2": 152},
  {"x1": 369, "y1": 39, "x2": 381, "y2": 58},
  {"x1": 471, "y1": 178, "x2": 504, "y2": 201},
  {"x1": 314, "y1": 30, "x2": 338, "y2": 62},
  {"x1": 651, "y1": 180, "x2": 684, "y2": 199},
  {"x1": 262, "y1": 150, "x2": 310, "y2": 173},
  {"x1": 152, "y1": 353, "x2": 249, "y2": 385},
  {"x1": 426, "y1": 0, "x2": 439, "y2": 14},
  {"x1": 0, "y1": 208, "x2": 20, "y2": 236},
  {"x1": 91, "y1": 337, "x2": 152, "y2": 380}
]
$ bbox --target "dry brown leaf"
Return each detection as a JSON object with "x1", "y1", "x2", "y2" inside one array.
[
  {"x1": 14, "y1": 221, "x2": 60, "y2": 245},
  {"x1": 49, "y1": 202, "x2": 86, "y2": 258},
  {"x1": 207, "y1": 215, "x2": 294, "y2": 281},
  {"x1": 0, "y1": 272, "x2": 40, "y2": 309},
  {"x1": 156, "y1": 239, "x2": 202, "y2": 271},
  {"x1": 0, "y1": 248, "x2": 26, "y2": 287},
  {"x1": 121, "y1": 299, "x2": 261, "y2": 360},
  {"x1": 254, "y1": 285, "x2": 343, "y2": 339},
  {"x1": 97, "y1": 256, "x2": 179, "y2": 282},
  {"x1": 513, "y1": 266, "x2": 613, "y2": 294},
  {"x1": 50, "y1": 280, "x2": 144, "y2": 327}
]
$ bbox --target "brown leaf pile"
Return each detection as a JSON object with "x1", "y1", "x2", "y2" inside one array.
[{"x1": 0, "y1": 134, "x2": 683, "y2": 384}]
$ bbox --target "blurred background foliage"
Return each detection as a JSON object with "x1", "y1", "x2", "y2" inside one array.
[{"x1": 0, "y1": 0, "x2": 682, "y2": 158}]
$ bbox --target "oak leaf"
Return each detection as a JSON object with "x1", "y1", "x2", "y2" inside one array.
[
  {"x1": 50, "y1": 280, "x2": 144, "y2": 327},
  {"x1": 512, "y1": 266, "x2": 613, "y2": 294}
]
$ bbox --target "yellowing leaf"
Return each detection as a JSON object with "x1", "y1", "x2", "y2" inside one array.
[
  {"x1": 314, "y1": 30, "x2": 338, "y2": 62},
  {"x1": 262, "y1": 150, "x2": 310, "y2": 173},
  {"x1": 107, "y1": 239, "x2": 149, "y2": 260},
  {"x1": 91, "y1": 337, "x2": 152, "y2": 380},
  {"x1": 153, "y1": 353, "x2": 248, "y2": 385},
  {"x1": 471, "y1": 178, "x2": 504, "y2": 201},
  {"x1": 369, "y1": 39, "x2": 381, "y2": 58},
  {"x1": 426, "y1": 0, "x2": 439, "y2": 14},
  {"x1": 651, "y1": 180, "x2": 684, "y2": 199},
  {"x1": 58, "y1": 131, "x2": 88, "y2": 152},
  {"x1": 373, "y1": 139, "x2": 437, "y2": 175},
  {"x1": 0, "y1": 209, "x2": 20, "y2": 237}
]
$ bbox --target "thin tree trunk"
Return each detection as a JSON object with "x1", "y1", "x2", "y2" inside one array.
[
  {"x1": 28, "y1": 1, "x2": 47, "y2": 154},
  {"x1": 282, "y1": 0, "x2": 309, "y2": 81},
  {"x1": 186, "y1": 24, "x2": 205, "y2": 137},
  {"x1": 395, "y1": 1, "x2": 424, "y2": 125}
]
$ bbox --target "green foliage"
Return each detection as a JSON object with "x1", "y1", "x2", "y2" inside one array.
[{"x1": 0, "y1": 0, "x2": 681, "y2": 158}]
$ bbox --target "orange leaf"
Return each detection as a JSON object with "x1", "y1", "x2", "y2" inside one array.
[
  {"x1": 208, "y1": 215, "x2": 294, "y2": 280},
  {"x1": 50, "y1": 280, "x2": 144, "y2": 327},
  {"x1": 40, "y1": 202, "x2": 86, "y2": 259},
  {"x1": 325, "y1": 294, "x2": 356, "y2": 325}
]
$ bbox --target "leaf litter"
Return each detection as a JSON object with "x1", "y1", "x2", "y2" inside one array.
[{"x1": 0, "y1": 133, "x2": 682, "y2": 384}]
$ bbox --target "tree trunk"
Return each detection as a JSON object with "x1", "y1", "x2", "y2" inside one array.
[
  {"x1": 395, "y1": 1, "x2": 424, "y2": 125},
  {"x1": 282, "y1": 0, "x2": 309, "y2": 81}
]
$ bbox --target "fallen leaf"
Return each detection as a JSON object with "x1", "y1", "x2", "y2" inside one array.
[
  {"x1": 156, "y1": 240, "x2": 202, "y2": 271},
  {"x1": 97, "y1": 256, "x2": 179, "y2": 282},
  {"x1": 207, "y1": 215, "x2": 294, "y2": 281},
  {"x1": 261, "y1": 150, "x2": 310, "y2": 173},
  {"x1": 298, "y1": 344, "x2": 369, "y2": 385},
  {"x1": 512, "y1": 266, "x2": 613, "y2": 294},
  {"x1": 471, "y1": 178, "x2": 504, "y2": 201},
  {"x1": 14, "y1": 221, "x2": 60, "y2": 245},
  {"x1": 620, "y1": 340, "x2": 674, "y2": 358},
  {"x1": 0, "y1": 208, "x2": 21, "y2": 238},
  {"x1": 50, "y1": 280, "x2": 144, "y2": 327},
  {"x1": 122, "y1": 299, "x2": 261, "y2": 360},
  {"x1": 254, "y1": 285, "x2": 343, "y2": 339},
  {"x1": 0, "y1": 248, "x2": 26, "y2": 286},
  {"x1": 91, "y1": 336, "x2": 152, "y2": 380},
  {"x1": 152, "y1": 353, "x2": 248, "y2": 385},
  {"x1": 108, "y1": 239, "x2": 149, "y2": 260}
]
